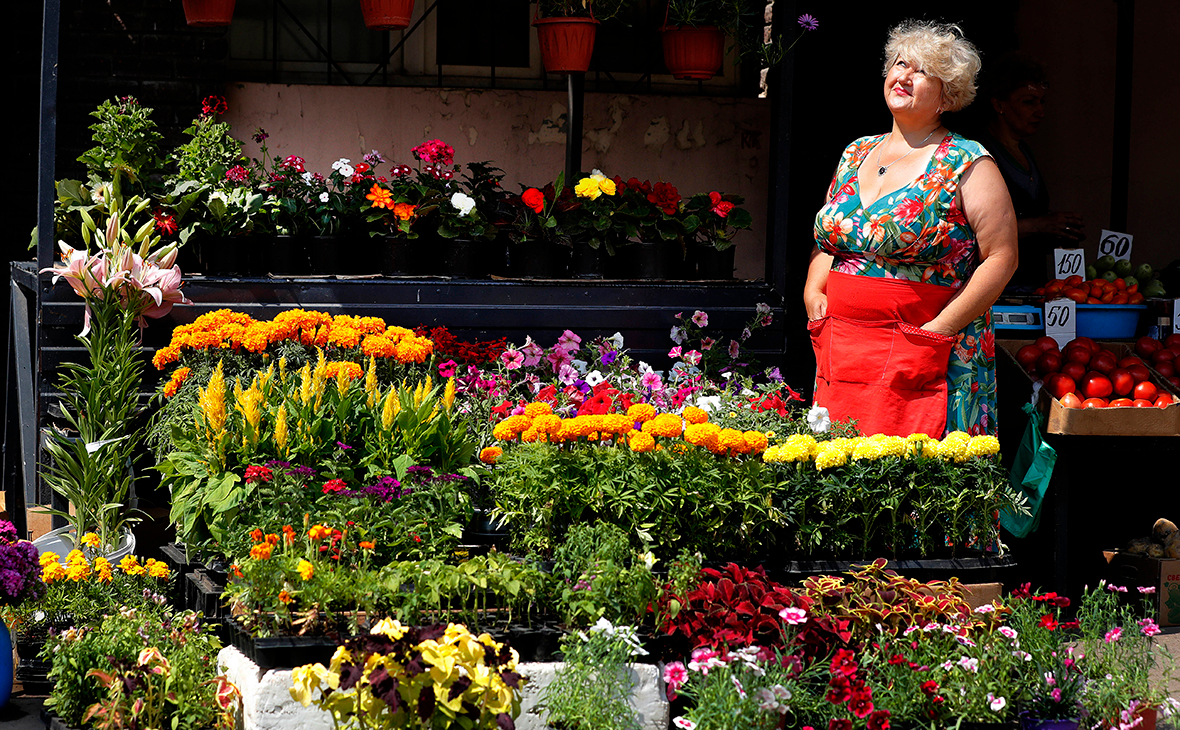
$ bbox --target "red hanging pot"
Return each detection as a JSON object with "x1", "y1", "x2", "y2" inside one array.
[
  {"x1": 360, "y1": 0, "x2": 416, "y2": 30},
  {"x1": 533, "y1": 16, "x2": 599, "y2": 75},
  {"x1": 660, "y1": 25, "x2": 724, "y2": 80},
  {"x1": 182, "y1": 0, "x2": 236, "y2": 27}
]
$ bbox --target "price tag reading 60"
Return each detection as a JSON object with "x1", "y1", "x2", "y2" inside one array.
[
  {"x1": 1053, "y1": 248, "x2": 1085, "y2": 279},
  {"x1": 1099, "y1": 229, "x2": 1134, "y2": 261},
  {"x1": 1044, "y1": 298, "x2": 1077, "y2": 348}
]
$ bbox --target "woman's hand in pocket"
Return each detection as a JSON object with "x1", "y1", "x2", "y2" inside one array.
[
  {"x1": 804, "y1": 290, "x2": 828, "y2": 321},
  {"x1": 920, "y1": 318, "x2": 958, "y2": 336}
]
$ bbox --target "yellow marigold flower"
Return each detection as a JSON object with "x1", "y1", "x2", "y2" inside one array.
[
  {"x1": 42, "y1": 561, "x2": 67, "y2": 583},
  {"x1": 118, "y1": 555, "x2": 143, "y2": 575},
  {"x1": 479, "y1": 446, "x2": 503, "y2": 465},
  {"x1": 146, "y1": 559, "x2": 170, "y2": 579},
  {"x1": 966, "y1": 435, "x2": 1001, "y2": 458},
  {"x1": 66, "y1": 549, "x2": 87, "y2": 565},
  {"x1": 815, "y1": 445, "x2": 849, "y2": 470},
  {"x1": 743, "y1": 430, "x2": 769, "y2": 454},
  {"x1": 762, "y1": 444, "x2": 786, "y2": 463},
  {"x1": 718, "y1": 428, "x2": 748, "y2": 454},
  {"x1": 524, "y1": 402, "x2": 552, "y2": 418},
  {"x1": 628, "y1": 431, "x2": 656, "y2": 453},
  {"x1": 626, "y1": 403, "x2": 656, "y2": 422},
  {"x1": 94, "y1": 556, "x2": 113, "y2": 583},
  {"x1": 684, "y1": 422, "x2": 721, "y2": 451},
  {"x1": 250, "y1": 542, "x2": 274, "y2": 560},
  {"x1": 80, "y1": 533, "x2": 101, "y2": 548},
  {"x1": 39, "y1": 551, "x2": 59, "y2": 567},
  {"x1": 682, "y1": 406, "x2": 709, "y2": 425},
  {"x1": 786, "y1": 433, "x2": 819, "y2": 456},
  {"x1": 941, "y1": 432, "x2": 970, "y2": 462},
  {"x1": 877, "y1": 435, "x2": 908, "y2": 458},
  {"x1": 297, "y1": 559, "x2": 315, "y2": 581},
  {"x1": 922, "y1": 439, "x2": 943, "y2": 459},
  {"x1": 65, "y1": 559, "x2": 90, "y2": 582},
  {"x1": 851, "y1": 439, "x2": 885, "y2": 461},
  {"x1": 309, "y1": 524, "x2": 331, "y2": 541},
  {"x1": 279, "y1": 590, "x2": 294, "y2": 605},
  {"x1": 906, "y1": 433, "x2": 931, "y2": 443}
]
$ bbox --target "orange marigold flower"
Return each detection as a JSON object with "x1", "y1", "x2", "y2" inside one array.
[
  {"x1": 359, "y1": 541, "x2": 375, "y2": 550},
  {"x1": 532, "y1": 414, "x2": 563, "y2": 435},
  {"x1": 249, "y1": 542, "x2": 274, "y2": 560},
  {"x1": 163, "y1": 366, "x2": 192, "y2": 398},
  {"x1": 278, "y1": 590, "x2": 293, "y2": 605},
  {"x1": 718, "y1": 428, "x2": 748, "y2": 454},
  {"x1": 628, "y1": 431, "x2": 656, "y2": 453},
  {"x1": 524, "y1": 402, "x2": 552, "y2": 418},
  {"x1": 366, "y1": 184, "x2": 394, "y2": 209},
  {"x1": 743, "y1": 430, "x2": 769, "y2": 454},
  {"x1": 479, "y1": 446, "x2": 503, "y2": 464},
  {"x1": 231, "y1": 564, "x2": 243, "y2": 578},
  {"x1": 152, "y1": 346, "x2": 181, "y2": 370},
  {"x1": 308, "y1": 524, "x2": 331, "y2": 541},
  {"x1": 520, "y1": 428, "x2": 541, "y2": 443},
  {"x1": 324, "y1": 361, "x2": 364, "y2": 382},
  {"x1": 250, "y1": 528, "x2": 265, "y2": 542},
  {"x1": 683, "y1": 406, "x2": 709, "y2": 424},
  {"x1": 626, "y1": 403, "x2": 656, "y2": 422},
  {"x1": 642, "y1": 413, "x2": 683, "y2": 438},
  {"x1": 265, "y1": 533, "x2": 280, "y2": 545},
  {"x1": 327, "y1": 326, "x2": 361, "y2": 349},
  {"x1": 361, "y1": 334, "x2": 397, "y2": 359},
  {"x1": 684, "y1": 422, "x2": 721, "y2": 451}
]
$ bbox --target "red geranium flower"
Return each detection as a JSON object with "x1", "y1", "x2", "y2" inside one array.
[
  {"x1": 244, "y1": 465, "x2": 273, "y2": 484},
  {"x1": 522, "y1": 188, "x2": 545, "y2": 214},
  {"x1": 201, "y1": 95, "x2": 228, "y2": 117}
]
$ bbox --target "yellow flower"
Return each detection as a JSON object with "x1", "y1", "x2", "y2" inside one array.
[
  {"x1": 591, "y1": 172, "x2": 617, "y2": 196},
  {"x1": 626, "y1": 403, "x2": 656, "y2": 423},
  {"x1": 370, "y1": 618, "x2": 407, "y2": 640},
  {"x1": 65, "y1": 559, "x2": 90, "y2": 582},
  {"x1": 298, "y1": 559, "x2": 315, "y2": 581},
  {"x1": 443, "y1": 377, "x2": 456, "y2": 411},
  {"x1": 94, "y1": 557, "x2": 113, "y2": 583},
  {"x1": 743, "y1": 430, "x2": 769, "y2": 454},
  {"x1": 851, "y1": 439, "x2": 885, "y2": 461},
  {"x1": 682, "y1": 406, "x2": 709, "y2": 424},
  {"x1": 523, "y1": 402, "x2": 552, "y2": 418},
  {"x1": 381, "y1": 386, "x2": 400, "y2": 430},
  {"x1": 966, "y1": 435, "x2": 1001, "y2": 458},
  {"x1": 309, "y1": 524, "x2": 332, "y2": 541},
  {"x1": 815, "y1": 444, "x2": 849, "y2": 470},
  {"x1": 42, "y1": 561, "x2": 67, "y2": 583},
  {"x1": 118, "y1": 554, "x2": 146, "y2": 576},
  {"x1": 250, "y1": 542, "x2": 274, "y2": 560},
  {"x1": 684, "y1": 422, "x2": 720, "y2": 451},
  {"x1": 146, "y1": 559, "x2": 170, "y2": 579},
  {"x1": 274, "y1": 404, "x2": 289, "y2": 453},
  {"x1": 941, "y1": 431, "x2": 971, "y2": 462},
  {"x1": 198, "y1": 360, "x2": 228, "y2": 435},
  {"x1": 574, "y1": 177, "x2": 602, "y2": 200},
  {"x1": 628, "y1": 431, "x2": 656, "y2": 453},
  {"x1": 39, "y1": 551, "x2": 60, "y2": 567},
  {"x1": 80, "y1": 533, "x2": 102, "y2": 548}
]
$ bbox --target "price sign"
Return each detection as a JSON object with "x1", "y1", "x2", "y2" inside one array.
[
  {"x1": 1044, "y1": 298, "x2": 1077, "y2": 348},
  {"x1": 1174, "y1": 300, "x2": 1180, "y2": 335},
  {"x1": 1053, "y1": 248, "x2": 1085, "y2": 280},
  {"x1": 1099, "y1": 229, "x2": 1134, "y2": 261}
]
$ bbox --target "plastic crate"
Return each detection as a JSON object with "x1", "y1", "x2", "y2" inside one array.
[{"x1": 1076, "y1": 304, "x2": 1146, "y2": 340}]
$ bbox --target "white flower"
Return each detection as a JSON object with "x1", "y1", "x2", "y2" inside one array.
[
  {"x1": 941, "y1": 660, "x2": 954, "y2": 671},
  {"x1": 302, "y1": 171, "x2": 314, "y2": 183},
  {"x1": 696, "y1": 395, "x2": 723, "y2": 412},
  {"x1": 807, "y1": 405, "x2": 831, "y2": 433},
  {"x1": 570, "y1": 359, "x2": 589, "y2": 375},
  {"x1": 590, "y1": 168, "x2": 608, "y2": 180},
  {"x1": 331, "y1": 157, "x2": 351, "y2": 170},
  {"x1": 670, "y1": 326, "x2": 686, "y2": 344},
  {"x1": 450, "y1": 192, "x2": 476, "y2": 216},
  {"x1": 998, "y1": 626, "x2": 1018, "y2": 640},
  {"x1": 673, "y1": 718, "x2": 697, "y2": 730},
  {"x1": 973, "y1": 604, "x2": 995, "y2": 614},
  {"x1": 319, "y1": 192, "x2": 330, "y2": 203},
  {"x1": 640, "y1": 551, "x2": 657, "y2": 570},
  {"x1": 34, "y1": 610, "x2": 46, "y2": 622},
  {"x1": 957, "y1": 656, "x2": 979, "y2": 673},
  {"x1": 607, "y1": 332, "x2": 624, "y2": 349},
  {"x1": 988, "y1": 694, "x2": 1007, "y2": 712},
  {"x1": 637, "y1": 360, "x2": 653, "y2": 374},
  {"x1": 584, "y1": 370, "x2": 605, "y2": 387}
]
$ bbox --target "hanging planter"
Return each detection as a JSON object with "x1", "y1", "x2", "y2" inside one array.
[
  {"x1": 660, "y1": 25, "x2": 725, "y2": 80},
  {"x1": 359, "y1": 0, "x2": 416, "y2": 31},
  {"x1": 182, "y1": 0, "x2": 236, "y2": 27},
  {"x1": 533, "y1": 16, "x2": 599, "y2": 74}
]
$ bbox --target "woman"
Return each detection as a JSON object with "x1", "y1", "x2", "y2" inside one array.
[
  {"x1": 804, "y1": 20, "x2": 1018, "y2": 438},
  {"x1": 977, "y1": 52, "x2": 1084, "y2": 288}
]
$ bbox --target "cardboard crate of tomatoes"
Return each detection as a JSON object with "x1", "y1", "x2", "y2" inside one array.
[{"x1": 1000, "y1": 335, "x2": 1180, "y2": 436}]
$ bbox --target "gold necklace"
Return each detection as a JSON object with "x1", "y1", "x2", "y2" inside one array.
[{"x1": 875, "y1": 128, "x2": 940, "y2": 176}]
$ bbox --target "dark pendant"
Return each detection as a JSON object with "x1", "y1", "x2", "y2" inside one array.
[{"x1": 877, "y1": 166, "x2": 888, "y2": 176}]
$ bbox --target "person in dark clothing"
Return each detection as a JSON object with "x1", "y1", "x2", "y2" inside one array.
[{"x1": 976, "y1": 52, "x2": 1084, "y2": 288}]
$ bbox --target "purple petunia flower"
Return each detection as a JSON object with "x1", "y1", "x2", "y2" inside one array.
[
  {"x1": 798, "y1": 13, "x2": 818, "y2": 30},
  {"x1": 600, "y1": 351, "x2": 618, "y2": 366}
]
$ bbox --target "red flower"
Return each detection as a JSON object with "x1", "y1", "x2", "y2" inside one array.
[
  {"x1": 201, "y1": 95, "x2": 227, "y2": 117},
  {"x1": 152, "y1": 209, "x2": 178, "y2": 237},
  {"x1": 536, "y1": 385, "x2": 558, "y2": 402},
  {"x1": 322, "y1": 478, "x2": 348, "y2": 494},
  {"x1": 226, "y1": 165, "x2": 250, "y2": 183},
  {"x1": 830, "y1": 649, "x2": 859, "y2": 678},
  {"x1": 522, "y1": 188, "x2": 545, "y2": 214},
  {"x1": 867, "y1": 710, "x2": 891, "y2": 730},
  {"x1": 829, "y1": 719, "x2": 852, "y2": 730},
  {"x1": 709, "y1": 191, "x2": 734, "y2": 218},
  {"x1": 578, "y1": 391, "x2": 614, "y2": 415},
  {"x1": 1038, "y1": 614, "x2": 1058, "y2": 630},
  {"x1": 412, "y1": 534, "x2": 422, "y2": 543},
  {"x1": 355, "y1": 162, "x2": 370, "y2": 174},
  {"x1": 244, "y1": 465, "x2": 273, "y2": 484},
  {"x1": 826, "y1": 674, "x2": 852, "y2": 704},
  {"x1": 647, "y1": 182, "x2": 681, "y2": 216},
  {"x1": 893, "y1": 198, "x2": 924, "y2": 225},
  {"x1": 848, "y1": 686, "x2": 874, "y2": 718},
  {"x1": 888, "y1": 654, "x2": 906, "y2": 665},
  {"x1": 920, "y1": 680, "x2": 940, "y2": 696}
]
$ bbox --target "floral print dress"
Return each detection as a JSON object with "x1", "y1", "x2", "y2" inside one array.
[{"x1": 813, "y1": 132, "x2": 998, "y2": 436}]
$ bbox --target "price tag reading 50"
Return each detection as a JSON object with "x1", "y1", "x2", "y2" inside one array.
[
  {"x1": 1099, "y1": 230, "x2": 1134, "y2": 262},
  {"x1": 1045, "y1": 298, "x2": 1077, "y2": 348},
  {"x1": 1053, "y1": 248, "x2": 1085, "y2": 280}
]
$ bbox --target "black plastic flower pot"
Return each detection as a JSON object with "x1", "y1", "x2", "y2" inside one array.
[
  {"x1": 632, "y1": 239, "x2": 685, "y2": 280},
  {"x1": 688, "y1": 243, "x2": 736, "y2": 280},
  {"x1": 307, "y1": 235, "x2": 346, "y2": 276},
  {"x1": 267, "y1": 235, "x2": 311, "y2": 276},
  {"x1": 440, "y1": 238, "x2": 487, "y2": 279},
  {"x1": 377, "y1": 236, "x2": 420, "y2": 276},
  {"x1": 507, "y1": 240, "x2": 570, "y2": 279},
  {"x1": 570, "y1": 240, "x2": 607, "y2": 279}
]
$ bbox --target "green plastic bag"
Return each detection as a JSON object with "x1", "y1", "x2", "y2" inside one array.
[{"x1": 1000, "y1": 402, "x2": 1057, "y2": 538}]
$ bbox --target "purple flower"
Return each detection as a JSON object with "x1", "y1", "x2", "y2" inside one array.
[
  {"x1": 767, "y1": 367, "x2": 783, "y2": 382},
  {"x1": 798, "y1": 13, "x2": 818, "y2": 30},
  {"x1": 265, "y1": 460, "x2": 292, "y2": 470},
  {"x1": 363, "y1": 149, "x2": 386, "y2": 166},
  {"x1": 253, "y1": 128, "x2": 269, "y2": 143},
  {"x1": 336, "y1": 441, "x2": 353, "y2": 451},
  {"x1": 575, "y1": 379, "x2": 591, "y2": 394},
  {"x1": 286, "y1": 465, "x2": 316, "y2": 478},
  {"x1": 729, "y1": 340, "x2": 741, "y2": 358},
  {"x1": 438, "y1": 359, "x2": 458, "y2": 378},
  {"x1": 600, "y1": 351, "x2": 618, "y2": 366}
]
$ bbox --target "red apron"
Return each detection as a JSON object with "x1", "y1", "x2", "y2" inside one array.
[{"x1": 809, "y1": 271, "x2": 957, "y2": 437}]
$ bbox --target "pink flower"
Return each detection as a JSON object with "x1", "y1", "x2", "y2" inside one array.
[
  {"x1": 557, "y1": 363, "x2": 578, "y2": 386},
  {"x1": 641, "y1": 371, "x2": 663, "y2": 390},
  {"x1": 1105, "y1": 627, "x2": 1123, "y2": 643},
  {"x1": 557, "y1": 329, "x2": 582, "y2": 352},
  {"x1": 673, "y1": 719, "x2": 697, "y2": 730},
  {"x1": 668, "y1": 346, "x2": 682, "y2": 359},
  {"x1": 691, "y1": 310, "x2": 709, "y2": 327},
  {"x1": 411, "y1": 139, "x2": 455, "y2": 166},
  {"x1": 700, "y1": 337, "x2": 715, "y2": 351},
  {"x1": 683, "y1": 350, "x2": 702, "y2": 366},
  {"x1": 225, "y1": 165, "x2": 250, "y2": 183},
  {"x1": 1139, "y1": 618, "x2": 1161, "y2": 637},
  {"x1": 779, "y1": 606, "x2": 808, "y2": 625},
  {"x1": 520, "y1": 338, "x2": 544, "y2": 367},
  {"x1": 1107, "y1": 584, "x2": 1128, "y2": 593},
  {"x1": 728, "y1": 340, "x2": 740, "y2": 358},
  {"x1": 1051, "y1": 688, "x2": 1063, "y2": 702},
  {"x1": 1137, "y1": 586, "x2": 1156, "y2": 595},
  {"x1": 663, "y1": 661, "x2": 688, "y2": 690},
  {"x1": 281, "y1": 155, "x2": 305, "y2": 172},
  {"x1": 546, "y1": 347, "x2": 571, "y2": 372},
  {"x1": 500, "y1": 349, "x2": 524, "y2": 370}
]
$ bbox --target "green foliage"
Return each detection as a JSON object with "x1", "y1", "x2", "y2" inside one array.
[
  {"x1": 537, "y1": 0, "x2": 632, "y2": 21},
  {"x1": 45, "y1": 608, "x2": 229, "y2": 730},
  {"x1": 539, "y1": 625, "x2": 643, "y2": 730},
  {"x1": 172, "y1": 113, "x2": 245, "y2": 188},
  {"x1": 551, "y1": 522, "x2": 658, "y2": 629},
  {"x1": 77, "y1": 97, "x2": 162, "y2": 189}
]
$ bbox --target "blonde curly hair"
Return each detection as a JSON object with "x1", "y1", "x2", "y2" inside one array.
[{"x1": 883, "y1": 20, "x2": 982, "y2": 113}]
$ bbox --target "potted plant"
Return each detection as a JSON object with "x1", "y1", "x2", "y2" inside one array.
[
  {"x1": 38, "y1": 194, "x2": 189, "y2": 561},
  {"x1": 359, "y1": 0, "x2": 416, "y2": 31},
  {"x1": 609, "y1": 175, "x2": 686, "y2": 279},
  {"x1": 681, "y1": 190, "x2": 753, "y2": 279},
  {"x1": 537, "y1": 619, "x2": 649, "y2": 729},
  {"x1": 183, "y1": 0, "x2": 237, "y2": 26},
  {"x1": 507, "y1": 174, "x2": 576, "y2": 279},
  {"x1": 0, "y1": 519, "x2": 45, "y2": 708},
  {"x1": 565, "y1": 171, "x2": 623, "y2": 278},
  {"x1": 660, "y1": 0, "x2": 732, "y2": 80},
  {"x1": 533, "y1": 0, "x2": 632, "y2": 74}
]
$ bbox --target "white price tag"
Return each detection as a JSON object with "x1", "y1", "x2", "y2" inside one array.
[
  {"x1": 1174, "y1": 300, "x2": 1180, "y2": 335},
  {"x1": 1099, "y1": 229, "x2": 1134, "y2": 262},
  {"x1": 1053, "y1": 248, "x2": 1085, "y2": 280},
  {"x1": 1044, "y1": 298, "x2": 1077, "y2": 348}
]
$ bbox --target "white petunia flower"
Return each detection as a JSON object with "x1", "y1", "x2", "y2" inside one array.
[{"x1": 807, "y1": 405, "x2": 831, "y2": 433}]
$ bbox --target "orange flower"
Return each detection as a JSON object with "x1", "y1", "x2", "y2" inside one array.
[
  {"x1": 231, "y1": 564, "x2": 244, "y2": 578},
  {"x1": 479, "y1": 446, "x2": 503, "y2": 464},
  {"x1": 309, "y1": 524, "x2": 331, "y2": 541},
  {"x1": 278, "y1": 590, "x2": 293, "y2": 604},
  {"x1": 249, "y1": 542, "x2": 274, "y2": 560},
  {"x1": 393, "y1": 203, "x2": 416, "y2": 221},
  {"x1": 162, "y1": 366, "x2": 191, "y2": 397},
  {"x1": 359, "y1": 541, "x2": 375, "y2": 550},
  {"x1": 367, "y1": 184, "x2": 394, "y2": 209},
  {"x1": 683, "y1": 406, "x2": 709, "y2": 424},
  {"x1": 250, "y1": 528, "x2": 264, "y2": 542}
]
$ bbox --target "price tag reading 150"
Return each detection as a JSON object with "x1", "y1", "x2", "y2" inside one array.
[
  {"x1": 1053, "y1": 248, "x2": 1085, "y2": 280},
  {"x1": 1099, "y1": 230, "x2": 1134, "y2": 262},
  {"x1": 1045, "y1": 298, "x2": 1077, "y2": 348}
]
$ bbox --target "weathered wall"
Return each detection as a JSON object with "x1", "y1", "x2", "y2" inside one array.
[{"x1": 224, "y1": 83, "x2": 772, "y2": 279}]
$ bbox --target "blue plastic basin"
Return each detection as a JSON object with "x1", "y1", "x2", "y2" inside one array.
[{"x1": 1075, "y1": 304, "x2": 1146, "y2": 340}]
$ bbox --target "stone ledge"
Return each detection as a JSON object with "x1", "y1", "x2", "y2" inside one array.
[{"x1": 218, "y1": 646, "x2": 670, "y2": 730}]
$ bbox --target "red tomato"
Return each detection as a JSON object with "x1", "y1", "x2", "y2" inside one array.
[
  {"x1": 1088, "y1": 350, "x2": 1118, "y2": 374},
  {"x1": 1016, "y1": 344, "x2": 1043, "y2": 371},
  {"x1": 1152, "y1": 349, "x2": 1177, "y2": 364},
  {"x1": 1067, "y1": 337, "x2": 1097, "y2": 352},
  {"x1": 1169, "y1": 376, "x2": 1180, "y2": 389},
  {"x1": 1034, "y1": 336, "x2": 1060, "y2": 352},
  {"x1": 1109, "y1": 368, "x2": 1134, "y2": 397},
  {"x1": 1155, "y1": 394, "x2": 1175, "y2": 409},
  {"x1": 1064, "y1": 347, "x2": 1093, "y2": 365},
  {"x1": 1127, "y1": 363, "x2": 1152, "y2": 383},
  {"x1": 1081, "y1": 372, "x2": 1114, "y2": 399},
  {"x1": 1136, "y1": 336, "x2": 1163, "y2": 359},
  {"x1": 1082, "y1": 398, "x2": 1108, "y2": 409},
  {"x1": 1109, "y1": 398, "x2": 1135, "y2": 408},
  {"x1": 1064, "y1": 275, "x2": 1084, "y2": 287},
  {"x1": 1036, "y1": 351, "x2": 1063, "y2": 377},
  {"x1": 1060, "y1": 392, "x2": 1084, "y2": 409},
  {"x1": 1133, "y1": 381, "x2": 1159, "y2": 401},
  {"x1": 1118, "y1": 355, "x2": 1144, "y2": 368},
  {"x1": 1045, "y1": 373, "x2": 1077, "y2": 400},
  {"x1": 1060, "y1": 361, "x2": 1087, "y2": 383},
  {"x1": 1133, "y1": 399, "x2": 1156, "y2": 408},
  {"x1": 1155, "y1": 361, "x2": 1176, "y2": 379},
  {"x1": 1165, "y1": 333, "x2": 1180, "y2": 350}
]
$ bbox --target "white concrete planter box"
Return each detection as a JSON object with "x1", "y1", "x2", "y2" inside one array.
[{"x1": 218, "y1": 645, "x2": 670, "y2": 730}]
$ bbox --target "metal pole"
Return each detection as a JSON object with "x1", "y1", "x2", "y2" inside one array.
[
  {"x1": 37, "y1": 0, "x2": 59, "y2": 277},
  {"x1": 1110, "y1": 0, "x2": 1134, "y2": 231},
  {"x1": 763, "y1": 0, "x2": 795, "y2": 298},
  {"x1": 565, "y1": 73, "x2": 584, "y2": 182}
]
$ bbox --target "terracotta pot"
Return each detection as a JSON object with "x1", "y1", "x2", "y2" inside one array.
[
  {"x1": 661, "y1": 25, "x2": 724, "y2": 80},
  {"x1": 533, "y1": 17, "x2": 599, "y2": 74},
  {"x1": 360, "y1": 0, "x2": 415, "y2": 30},
  {"x1": 182, "y1": 0, "x2": 236, "y2": 27}
]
